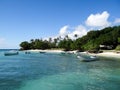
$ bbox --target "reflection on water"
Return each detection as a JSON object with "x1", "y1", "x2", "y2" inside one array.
[{"x1": 0, "y1": 51, "x2": 120, "y2": 90}]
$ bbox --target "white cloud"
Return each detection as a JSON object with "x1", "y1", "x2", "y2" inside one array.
[
  {"x1": 68, "y1": 25, "x2": 87, "y2": 39},
  {"x1": 114, "y1": 18, "x2": 120, "y2": 24},
  {"x1": 47, "y1": 11, "x2": 117, "y2": 40},
  {"x1": 58, "y1": 11, "x2": 112, "y2": 40},
  {"x1": 59, "y1": 25, "x2": 70, "y2": 36},
  {"x1": 58, "y1": 25, "x2": 87, "y2": 39},
  {"x1": 85, "y1": 11, "x2": 111, "y2": 28},
  {"x1": 44, "y1": 25, "x2": 70, "y2": 40}
]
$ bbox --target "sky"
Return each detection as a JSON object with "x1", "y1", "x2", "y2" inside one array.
[{"x1": 0, "y1": 0, "x2": 120, "y2": 49}]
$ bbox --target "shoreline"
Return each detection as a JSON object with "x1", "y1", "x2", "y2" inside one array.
[
  {"x1": 89, "y1": 51, "x2": 120, "y2": 59},
  {"x1": 26, "y1": 49, "x2": 65, "y2": 53},
  {"x1": 24, "y1": 49, "x2": 120, "y2": 59},
  {"x1": 96, "y1": 52, "x2": 120, "y2": 59}
]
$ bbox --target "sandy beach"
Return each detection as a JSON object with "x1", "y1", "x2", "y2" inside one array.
[
  {"x1": 26, "y1": 49, "x2": 120, "y2": 58},
  {"x1": 27, "y1": 49, "x2": 64, "y2": 53},
  {"x1": 87, "y1": 51, "x2": 120, "y2": 59},
  {"x1": 96, "y1": 52, "x2": 120, "y2": 58}
]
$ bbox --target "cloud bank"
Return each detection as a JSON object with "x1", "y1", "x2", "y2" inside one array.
[
  {"x1": 58, "y1": 25, "x2": 87, "y2": 39},
  {"x1": 33, "y1": 11, "x2": 118, "y2": 42},
  {"x1": 59, "y1": 25, "x2": 70, "y2": 37},
  {"x1": 57, "y1": 11, "x2": 119, "y2": 40}
]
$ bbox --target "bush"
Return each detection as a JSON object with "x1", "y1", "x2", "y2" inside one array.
[{"x1": 115, "y1": 45, "x2": 120, "y2": 50}]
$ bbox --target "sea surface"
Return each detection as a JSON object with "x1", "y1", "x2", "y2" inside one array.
[{"x1": 0, "y1": 49, "x2": 120, "y2": 90}]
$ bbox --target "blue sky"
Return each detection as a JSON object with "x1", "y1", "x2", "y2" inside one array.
[{"x1": 0, "y1": 0, "x2": 120, "y2": 49}]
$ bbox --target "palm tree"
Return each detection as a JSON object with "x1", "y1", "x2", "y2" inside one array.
[
  {"x1": 30, "y1": 39, "x2": 34, "y2": 43},
  {"x1": 49, "y1": 38, "x2": 52, "y2": 43},
  {"x1": 74, "y1": 34, "x2": 78, "y2": 39},
  {"x1": 65, "y1": 35, "x2": 69, "y2": 40}
]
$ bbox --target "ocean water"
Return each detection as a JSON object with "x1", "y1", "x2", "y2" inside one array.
[{"x1": 0, "y1": 49, "x2": 120, "y2": 90}]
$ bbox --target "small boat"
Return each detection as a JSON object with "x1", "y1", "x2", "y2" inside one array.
[
  {"x1": 61, "y1": 51, "x2": 73, "y2": 55},
  {"x1": 4, "y1": 51, "x2": 19, "y2": 56},
  {"x1": 25, "y1": 52, "x2": 31, "y2": 54},
  {"x1": 39, "y1": 51, "x2": 46, "y2": 54},
  {"x1": 61, "y1": 52, "x2": 66, "y2": 55},
  {"x1": 77, "y1": 53, "x2": 98, "y2": 62}
]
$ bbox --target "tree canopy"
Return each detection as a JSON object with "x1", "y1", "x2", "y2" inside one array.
[{"x1": 20, "y1": 25, "x2": 120, "y2": 51}]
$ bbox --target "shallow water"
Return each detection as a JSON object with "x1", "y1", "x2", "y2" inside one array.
[{"x1": 0, "y1": 50, "x2": 120, "y2": 90}]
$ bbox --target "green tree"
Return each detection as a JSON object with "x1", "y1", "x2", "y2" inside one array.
[
  {"x1": 20, "y1": 41, "x2": 30, "y2": 50},
  {"x1": 115, "y1": 45, "x2": 120, "y2": 50},
  {"x1": 118, "y1": 37, "x2": 120, "y2": 44},
  {"x1": 58, "y1": 38, "x2": 73, "y2": 51}
]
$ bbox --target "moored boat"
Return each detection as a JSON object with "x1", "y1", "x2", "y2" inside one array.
[
  {"x1": 39, "y1": 51, "x2": 46, "y2": 54},
  {"x1": 4, "y1": 51, "x2": 19, "y2": 56},
  {"x1": 77, "y1": 53, "x2": 98, "y2": 62}
]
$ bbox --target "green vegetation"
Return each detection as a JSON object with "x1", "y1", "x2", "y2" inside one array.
[
  {"x1": 115, "y1": 45, "x2": 120, "y2": 50},
  {"x1": 20, "y1": 25, "x2": 120, "y2": 51}
]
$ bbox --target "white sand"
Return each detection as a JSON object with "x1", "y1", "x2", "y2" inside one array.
[
  {"x1": 97, "y1": 52, "x2": 120, "y2": 58},
  {"x1": 88, "y1": 52, "x2": 120, "y2": 59},
  {"x1": 27, "y1": 49, "x2": 79, "y2": 53},
  {"x1": 27, "y1": 49, "x2": 64, "y2": 53},
  {"x1": 26, "y1": 49, "x2": 120, "y2": 58}
]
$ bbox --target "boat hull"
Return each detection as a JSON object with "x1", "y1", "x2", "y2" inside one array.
[
  {"x1": 77, "y1": 53, "x2": 98, "y2": 62},
  {"x1": 4, "y1": 52, "x2": 19, "y2": 56}
]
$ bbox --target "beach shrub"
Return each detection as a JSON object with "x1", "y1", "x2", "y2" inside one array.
[
  {"x1": 83, "y1": 40, "x2": 99, "y2": 51},
  {"x1": 115, "y1": 45, "x2": 120, "y2": 50},
  {"x1": 118, "y1": 37, "x2": 120, "y2": 44}
]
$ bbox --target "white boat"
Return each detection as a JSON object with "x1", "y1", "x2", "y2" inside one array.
[
  {"x1": 4, "y1": 50, "x2": 19, "y2": 56},
  {"x1": 77, "y1": 53, "x2": 98, "y2": 62}
]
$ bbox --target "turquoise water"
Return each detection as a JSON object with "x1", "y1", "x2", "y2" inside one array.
[{"x1": 0, "y1": 50, "x2": 120, "y2": 90}]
